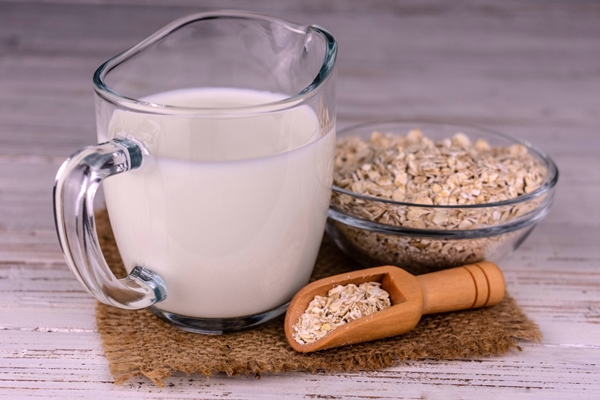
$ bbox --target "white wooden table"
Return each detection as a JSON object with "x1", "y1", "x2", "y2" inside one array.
[{"x1": 1, "y1": 1, "x2": 599, "y2": 398}]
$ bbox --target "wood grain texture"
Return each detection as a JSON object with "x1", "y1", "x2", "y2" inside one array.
[{"x1": 1, "y1": 0, "x2": 599, "y2": 398}]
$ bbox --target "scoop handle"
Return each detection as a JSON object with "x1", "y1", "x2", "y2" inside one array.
[{"x1": 416, "y1": 262, "x2": 505, "y2": 315}]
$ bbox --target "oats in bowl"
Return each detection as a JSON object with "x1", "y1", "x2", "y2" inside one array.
[{"x1": 327, "y1": 121, "x2": 558, "y2": 274}]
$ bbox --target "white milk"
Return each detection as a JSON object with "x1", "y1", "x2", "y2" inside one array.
[{"x1": 101, "y1": 88, "x2": 334, "y2": 318}]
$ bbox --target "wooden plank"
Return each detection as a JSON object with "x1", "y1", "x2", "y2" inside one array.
[{"x1": 0, "y1": 345, "x2": 598, "y2": 398}]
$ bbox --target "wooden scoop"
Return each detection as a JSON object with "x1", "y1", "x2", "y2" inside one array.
[{"x1": 284, "y1": 262, "x2": 505, "y2": 352}]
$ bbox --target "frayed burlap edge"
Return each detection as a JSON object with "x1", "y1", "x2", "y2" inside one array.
[{"x1": 95, "y1": 210, "x2": 541, "y2": 387}]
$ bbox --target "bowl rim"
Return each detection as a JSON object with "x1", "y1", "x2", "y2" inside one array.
[{"x1": 331, "y1": 119, "x2": 559, "y2": 210}]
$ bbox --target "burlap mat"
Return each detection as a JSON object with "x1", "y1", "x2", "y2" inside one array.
[{"x1": 95, "y1": 210, "x2": 541, "y2": 386}]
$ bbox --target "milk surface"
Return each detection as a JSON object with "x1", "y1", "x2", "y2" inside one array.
[{"x1": 102, "y1": 88, "x2": 334, "y2": 318}]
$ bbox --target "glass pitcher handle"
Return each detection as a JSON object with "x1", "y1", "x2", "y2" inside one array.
[{"x1": 53, "y1": 137, "x2": 167, "y2": 309}]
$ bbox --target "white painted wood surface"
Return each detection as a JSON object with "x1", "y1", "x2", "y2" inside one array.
[{"x1": 1, "y1": 1, "x2": 599, "y2": 398}]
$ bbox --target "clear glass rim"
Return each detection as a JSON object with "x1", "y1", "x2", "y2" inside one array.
[
  {"x1": 332, "y1": 119, "x2": 559, "y2": 210},
  {"x1": 92, "y1": 11, "x2": 337, "y2": 116}
]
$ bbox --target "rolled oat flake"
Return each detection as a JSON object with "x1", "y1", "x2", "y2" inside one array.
[{"x1": 292, "y1": 282, "x2": 391, "y2": 345}]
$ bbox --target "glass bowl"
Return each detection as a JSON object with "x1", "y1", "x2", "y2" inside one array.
[{"x1": 326, "y1": 120, "x2": 559, "y2": 275}]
